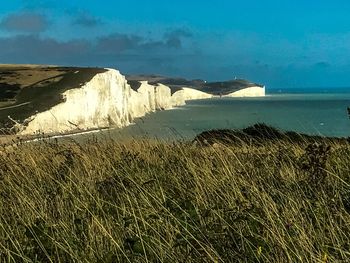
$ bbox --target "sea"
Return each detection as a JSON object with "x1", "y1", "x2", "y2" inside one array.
[{"x1": 80, "y1": 89, "x2": 350, "y2": 141}]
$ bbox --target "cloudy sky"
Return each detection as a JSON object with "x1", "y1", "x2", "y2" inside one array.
[{"x1": 1, "y1": 0, "x2": 350, "y2": 89}]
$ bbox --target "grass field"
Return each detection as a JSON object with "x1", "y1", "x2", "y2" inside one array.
[{"x1": 0, "y1": 127, "x2": 350, "y2": 262}]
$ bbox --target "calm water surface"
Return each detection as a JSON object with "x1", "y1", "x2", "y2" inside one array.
[{"x1": 87, "y1": 93, "x2": 350, "y2": 141}]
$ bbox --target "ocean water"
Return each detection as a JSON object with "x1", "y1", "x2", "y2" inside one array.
[{"x1": 95, "y1": 92, "x2": 350, "y2": 141}]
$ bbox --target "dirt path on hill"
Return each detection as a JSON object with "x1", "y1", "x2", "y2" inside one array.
[{"x1": 0, "y1": 101, "x2": 31, "y2": 111}]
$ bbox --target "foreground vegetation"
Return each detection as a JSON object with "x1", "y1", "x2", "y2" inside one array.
[{"x1": 0, "y1": 129, "x2": 350, "y2": 262}]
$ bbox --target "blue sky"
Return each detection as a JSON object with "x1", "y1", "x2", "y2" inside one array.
[{"x1": 1, "y1": 0, "x2": 350, "y2": 89}]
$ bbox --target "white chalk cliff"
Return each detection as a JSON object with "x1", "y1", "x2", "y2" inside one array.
[
  {"x1": 224, "y1": 86, "x2": 265, "y2": 97},
  {"x1": 20, "y1": 68, "x2": 265, "y2": 135}
]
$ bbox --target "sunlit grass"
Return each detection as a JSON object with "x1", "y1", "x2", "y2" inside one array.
[{"x1": 0, "y1": 136, "x2": 349, "y2": 262}]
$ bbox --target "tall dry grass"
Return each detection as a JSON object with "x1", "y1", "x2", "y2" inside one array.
[{"x1": 0, "y1": 137, "x2": 349, "y2": 262}]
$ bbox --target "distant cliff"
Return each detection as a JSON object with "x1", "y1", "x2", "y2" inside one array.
[
  {"x1": 126, "y1": 75, "x2": 264, "y2": 96},
  {"x1": 0, "y1": 66, "x2": 265, "y2": 136}
]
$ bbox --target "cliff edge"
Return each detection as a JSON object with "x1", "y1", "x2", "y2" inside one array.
[{"x1": 0, "y1": 66, "x2": 265, "y2": 136}]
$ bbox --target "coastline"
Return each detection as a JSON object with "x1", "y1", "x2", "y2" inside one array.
[
  {"x1": 4, "y1": 91, "x2": 350, "y2": 145},
  {"x1": 0, "y1": 67, "x2": 265, "y2": 141}
]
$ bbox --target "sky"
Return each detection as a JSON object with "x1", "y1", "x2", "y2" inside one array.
[{"x1": 1, "y1": 0, "x2": 350, "y2": 89}]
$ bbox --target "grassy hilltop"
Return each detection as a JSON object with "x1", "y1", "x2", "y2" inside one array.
[{"x1": 0, "y1": 125, "x2": 350, "y2": 262}]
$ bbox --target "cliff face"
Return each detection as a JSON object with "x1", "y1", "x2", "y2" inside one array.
[
  {"x1": 224, "y1": 86, "x2": 265, "y2": 97},
  {"x1": 19, "y1": 69, "x2": 265, "y2": 135},
  {"x1": 20, "y1": 69, "x2": 130, "y2": 135},
  {"x1": 172, "y1": 87, "x2": 213, "y2": 104}
]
